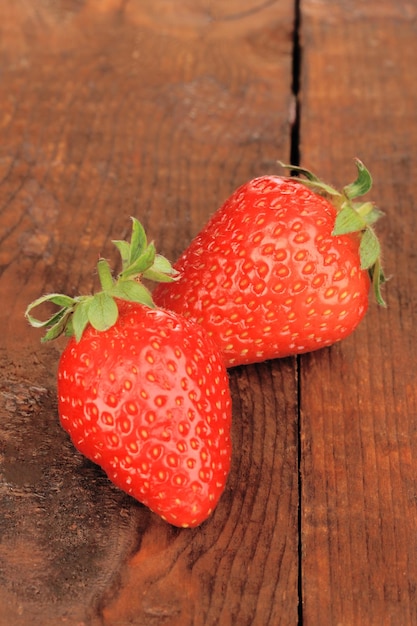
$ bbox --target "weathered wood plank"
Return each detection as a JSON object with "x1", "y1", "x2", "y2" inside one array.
[
  {"x1": 299, "y1": 1, "x2": 417, "y2": 624},
  {"x1": 0, "y1": 1, "x2": 298, "y2": 624}
]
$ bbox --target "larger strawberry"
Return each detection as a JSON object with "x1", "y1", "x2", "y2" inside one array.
[
  {"x1": 26, "y1": 219, "x2": 232, "y2": 528},
  {"x1": 153, "y1": 160, "x2": 385, "y2": 367}
]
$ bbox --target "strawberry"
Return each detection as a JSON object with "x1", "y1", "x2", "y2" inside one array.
[
  {"x1": 26, "y1": 219, "x2": 232, "y2": 528},
  {"x1": 153, "y1": 160, "x2": 386, "y2": 367}
]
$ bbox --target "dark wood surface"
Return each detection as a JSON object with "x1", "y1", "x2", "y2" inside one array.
[{"x1": 0, "y1": 1, "x2": 415, "y2": 624}]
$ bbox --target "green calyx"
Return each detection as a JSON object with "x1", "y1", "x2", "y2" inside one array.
[
  {"x1": 279, "y1": 159, "x2": 386, "y2": 306},
  {"x1": 25, "y1": 218, "x2": 178, "y2": 342}
]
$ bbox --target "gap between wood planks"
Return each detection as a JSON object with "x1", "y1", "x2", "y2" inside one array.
[{"x1": 290, "y1": 0, "x2": 303, "y2": 623}]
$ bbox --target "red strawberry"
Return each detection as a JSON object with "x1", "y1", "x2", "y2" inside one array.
[
  {"x1": 57, "y1": 301, "x2": 231, "y2": 527},
  {"x1": 153, "y1": 160, "x2": 385, "y2": 367},
  {"x1": 26, "y1": 219, "x2": 232, "y2": 528}
]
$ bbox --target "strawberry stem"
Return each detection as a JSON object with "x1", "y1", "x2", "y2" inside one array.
[
  {"x1": 97, "y1": 259, "x2": 114, "y2": 291},
  {"x1": 25, "y1": 218, "x2": 179, "y2": 342},
  {"x1": 279, "y1": 159, "x2": 386, "y2": 306}
]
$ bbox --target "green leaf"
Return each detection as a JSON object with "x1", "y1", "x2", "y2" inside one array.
[
  {"x1": 332, "y1": 206, "x2": 366, "y2": 236},
  {"x1": 25, "y1": 294, "x2": 76, "y2": 331},
  {"x1": 41, "y1": 311, "x2": 72, "y2": 343},
  {"x1": 72, "y1": 298, "x2": 92, "y2": 342},
  {"x1": 111, "y1": 281, "x2": 155, "y2": 307},
  {"x1": 343, "y1": 159, "x2": 372, "y2": 200},
  {"x1": 364, "y1": 207, "x2": 384, "y2": 226},
  {"x1": 152, "y1": 254, "x2": 177, "y2": 274},
  {"x1": 143, "y1": 268, "x2": 178, "y2": 283},
  {"x1": 46, "y1": 294, "x2": 76, "y2": 308},
  {"x1": 279, "y1": 161, "x2": 341, "y2": 197},
  {"x1": 64, "y1": 317, "x2": 74, "y2": 337},
  {"x1": 278, "y1": 161, "x2": 321, "y2": 182},
  {"x1": 359, "y1": 228, "x2": 380, "y2": 270},
  {"x1": 112, "y1": 240, "x2": 131, "y2": 269},
  {"x1": 369, "y1": 257, "x2": 387, "y2": 307},
  {"x1": 142, "y1": 254, "x2": 179, "y2": 283},
  {"x1": 119, "y1": 243, "x2": 156, "y2": 280},
  {"x1": 40, "y1": 307, "x2": 68, "y2": 328},
  {"x1": 129, "y1": 218, "x2": 147, "y2": 264},
  {"x1": 88, "y1": 292, "x2": 119, "y2": 331},
  {"x1": 26, "y1": 307, "x2": 63, "y2": 330}
]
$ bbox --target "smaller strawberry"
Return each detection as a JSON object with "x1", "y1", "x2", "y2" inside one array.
[
  {"x1": 153, "y1": 160, "x2": 386, "y2": 367},
  {"x1": 26, "y1": 219, "x2": 232, "y2": 528}
]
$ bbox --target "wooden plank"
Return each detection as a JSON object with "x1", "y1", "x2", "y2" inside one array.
[
  {"x1": 299, "y1": 1, "x2": 417, "y2": 624},
  {"x1": 0, "y1": 1, "x2": 299, "y2": 624}
]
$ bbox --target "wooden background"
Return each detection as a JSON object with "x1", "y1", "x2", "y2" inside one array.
[{"x1": 0, "y1": 1, "x2": 416, "y2": 624}]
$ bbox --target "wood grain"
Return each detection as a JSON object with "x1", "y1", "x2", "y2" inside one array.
[
  {"x1": 299, "y1": 1, "x2": 417, "y2": 624},
  {"x1": 3, "y1": 0, "x2": 416, "y2": 623},
  {"x1": 0, "y1": 1, "x2": 299, "y2": 624}
]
